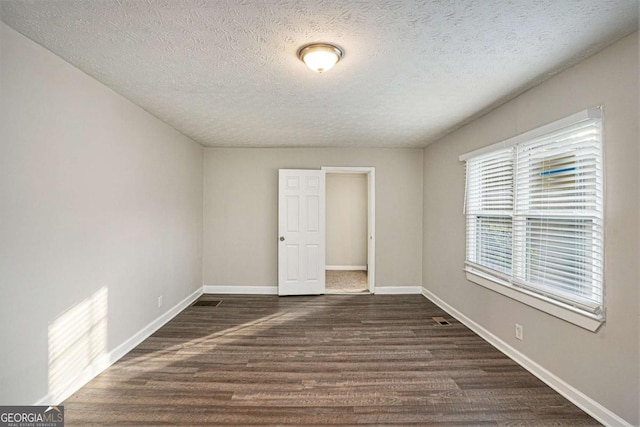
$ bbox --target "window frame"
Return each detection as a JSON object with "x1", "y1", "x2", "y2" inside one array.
[{"x1": 460, "y1": 107, "x2": 605, "y2": 331}]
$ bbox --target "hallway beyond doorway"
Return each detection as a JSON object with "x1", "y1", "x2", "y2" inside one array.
[{"x1": 325, "y1": 270, "x2": 368, "y2": 293}]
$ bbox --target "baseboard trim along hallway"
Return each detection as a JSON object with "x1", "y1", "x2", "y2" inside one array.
[
  {"x1": 374, "y1": 286, "x2": 422, "y2": 294},
  {"x1": 203, "y1": 285, "x2": 279, "y2": 294},
  {"x1": 204, "y1": 285, "x2": 423, "y2": 295}
]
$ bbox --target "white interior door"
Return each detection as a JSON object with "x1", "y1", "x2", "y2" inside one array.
[{"x1": 278, "y1": 169, "x2": 326, "y2": 296}]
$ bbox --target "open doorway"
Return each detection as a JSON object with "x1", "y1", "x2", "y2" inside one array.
[{"x1": 322, "y1": 167, "x2": 375, "y2": 294}]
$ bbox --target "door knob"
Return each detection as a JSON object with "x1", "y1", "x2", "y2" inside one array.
[{"x1": 279, "y1": 236, "x2": 285, "y2": 241}]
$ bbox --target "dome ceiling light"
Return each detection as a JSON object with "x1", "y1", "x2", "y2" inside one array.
[{"x1": 297, "y1": 43, "x2": 343, "y2": 73}]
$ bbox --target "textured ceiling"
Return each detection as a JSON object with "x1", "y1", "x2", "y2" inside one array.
[{"x1": 1, "y1": 0, "x2": 638, "y2": 148}]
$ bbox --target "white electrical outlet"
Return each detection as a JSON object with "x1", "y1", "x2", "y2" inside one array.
[
  {"x1": 515, "y1": 323, "x2": 523, "y2": 341},
  {"x1": 158, "y1": 295, "x2": 163, "y2": 308}
]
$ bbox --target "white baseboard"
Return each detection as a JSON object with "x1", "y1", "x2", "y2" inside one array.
[
  {"x1": 204, "y1": 285, "x2": 422, "y2": 295},
  {"x1": 374, "y1": 286, "x2": 422, "y2": 295},
  {"x1": 35, "y1": 286, "x2": 203, "y2": 406},
  {"x1": 203, "y1": 285, "x2": 278, "y2": 295},
  {"x1": 326, "y1": 265, "x2": 367, "y2": 271},
  {"x1": 421, "y1": 287, "x2": 631, "y2": 427}
]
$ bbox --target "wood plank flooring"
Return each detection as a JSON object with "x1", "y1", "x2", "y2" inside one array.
[{"x1": 63, "y1": 294, "x2": 599, "y2": 426}]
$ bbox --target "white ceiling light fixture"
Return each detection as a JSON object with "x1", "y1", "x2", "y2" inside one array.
[{"x1": 297, "y1": 43, "x2": 343, "y2": 73}]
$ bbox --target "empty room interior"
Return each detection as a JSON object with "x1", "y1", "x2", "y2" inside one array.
[{"x1": 1, "y1": 1, "x2": 639, "y2": 425}]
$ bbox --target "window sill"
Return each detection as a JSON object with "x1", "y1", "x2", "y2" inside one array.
[{"x1": 465, "y1": 269, "x2": 604, "y2": 332}]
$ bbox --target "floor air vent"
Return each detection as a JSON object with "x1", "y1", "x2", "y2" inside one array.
[
  {"x1": 192, "y1": 299, "x2": 222, "y2": 307},
  {"x1": 432, "y1": 316, "x2": 450, "y2": 326}
]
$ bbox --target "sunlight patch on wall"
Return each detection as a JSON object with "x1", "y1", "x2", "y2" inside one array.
[{"x1": 48, "y1": 287, "x2": 108, "y2": 399}]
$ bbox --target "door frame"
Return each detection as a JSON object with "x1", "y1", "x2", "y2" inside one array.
[{"x1": 321, "y1": 166, "x2": 375, "y2": 293}]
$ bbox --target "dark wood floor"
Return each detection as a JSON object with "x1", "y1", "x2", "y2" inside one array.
[{"x1": 63, "y1": 294, "x2": 599, "y2": 426}]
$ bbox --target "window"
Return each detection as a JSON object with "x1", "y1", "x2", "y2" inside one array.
[
  {"x1": 465, "y1": 147, "x2": 514, "y2": 277},
  {"x1": 461, "y1": 108, "x2": 604, "y2": 330}
]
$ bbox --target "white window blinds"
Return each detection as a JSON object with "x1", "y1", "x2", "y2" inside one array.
[
  {"x1": 465, "y1": 148, "x2": 514, "y2": 277},
  {"x1": 461, "y1": 108, "x2": 604, "y2": 318}
]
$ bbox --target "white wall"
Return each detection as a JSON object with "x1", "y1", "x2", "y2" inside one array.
[
  {"x1": 203, "y1": 148, "x2": 422, "y2": 289},
  {"x1": 0, "y1": 23, "x2": 203, "y2": 405},
  {"x1": 326, "y1": 174, "x2": 367, "y2": 267},
  {"x1": 422, "y1": 33, "x2": 639, "y2": 425},
  {"x1": 2, "y1": 13, "x2": 635, "y2": 423}
]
